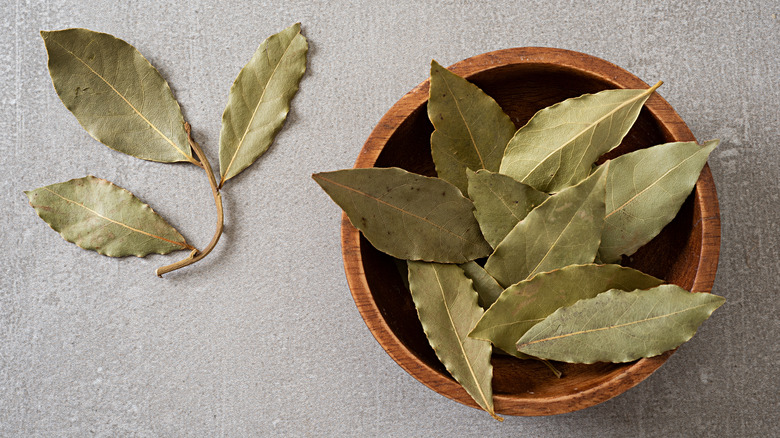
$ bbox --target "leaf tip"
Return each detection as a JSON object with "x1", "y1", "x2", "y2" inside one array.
[{"x1": 703, "y1": 139, "x2": 720, "y2": 149}]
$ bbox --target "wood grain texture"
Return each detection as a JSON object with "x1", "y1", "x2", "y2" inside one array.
[{"x1": 340, "y1": 47, "x2": 720, "y2": 416}]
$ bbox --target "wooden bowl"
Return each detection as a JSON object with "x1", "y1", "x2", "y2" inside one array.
[{"x1": 341, "y1": 47, "x2": 720, "y2": 416}]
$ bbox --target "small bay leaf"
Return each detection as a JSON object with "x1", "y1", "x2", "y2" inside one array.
[
  {"x1": 516, "y1": 285, "x2": 725, "y2": 363},
  {"x1": 598, "y1": 140, "x2": 719, "y2": 263},
  {"x1": 485, "y1": 166, "x2": 607, "y2": 287},
  {"x1": 500, "y1": 83, "x2": 661, "y2": 193},
  {"x1": 312, "y1": 168, "x2": 491, "y2": 263},
  {"x1": 467, "y1": 169, "x2": 548, "y2": 248},
  {"x1": 407, "y1": 261, "x2": 500, "y2": 420},
  {"x1": 41, "y1": 28, "x2": 192, "y2": 163},
  {"x1": 459, "y1": 261, "x2": 504, "y2": 308},
  {"x1": 428, "y1": 60, "x2": 516, "y2": 193},
  {"x1": 25, "y1": 176, "x2": 192, "y2": 257},
  {"x1": 219, "y1": 23, "x2": 308, "y2": 186},
  {"x1": 469, "y1": 264, "x2": 663, "y2": 357}
]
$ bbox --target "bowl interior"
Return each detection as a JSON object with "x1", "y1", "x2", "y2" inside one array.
[{"x1": 347, "y1": 51, "x2": 715, "y2": 416}]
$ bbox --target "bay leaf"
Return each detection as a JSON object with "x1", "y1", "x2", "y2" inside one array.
[
  {"x1": 428, "y1": 60, "x2": 516, "y2": 193},
  {"x1": 484, "y1": 166, "x2": 607, "y2": 287},
  {"x1": 219, "y1": 23, "x2": 308, "y2": 186},
  {"x1": 459, "y1": 261, "x2": 504, "y2": 308},
  {"x1": 312, "y1": 168, "x2": 491, "y2": 263},
  {"x1": 407, "y1": 261, "x2": 500, "y2": 420},
  {"x1": 500, "y1": 83, "x2": 661, "y2": 193},
  {"x1": 41, "y1": 29, "x2": 192, "y2": 163},
  {"x1": 516, "y1": 285, "x2": 725, "y2": 363},
  {"x1": 598, "y1": 140, "x2": 719, "y2": 263},
  {"x1": 25, "y1": 176, "x2": 192, "y2": 257},
  {"x1": 467, "y1": 169, "x2": 548, "y2": 248},
  {"x1": 469, "y1": 264, "x2": 663, "y2": 357}
]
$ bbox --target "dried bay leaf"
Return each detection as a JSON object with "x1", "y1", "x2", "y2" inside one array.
[
  {"x1": 427, "y1": 61, "x2": 516, "y2": 193},
  {"x1": 517, "y1": 285, "x2": 725, "y2": 363},
  {"x1": 25, "y1": 176, "x2": 192, "y2": 257},
  {"x1": 407, "y1": 261, "x2": 500, "y2": 420},
  {"x1": 41, "y1": 29, "x2": 192, "y2": 163},
  {"x1": 467, "y1": 169, "x2": 548, "y2": 248},
  {"x1": 459, "y1": 261, "x2": 504, "y2": 308},
  {"x1": 469, "y1": 264, "x2": 663, "y2": 358},
  {"x1": 485, "y1": 166, "x2": 607, "y2": 287},
  {"x1": 500, "y1": 83, "x2": 661, "y2": 193},
  {"x1": 598, "y1": 140, "x2": 719, "y2": 263},
  {"x1": 219, "y1": 23, "x2": 308, "y2": 186},
  {"x1": 312, "y1": 168, "x2": 491, "y2": 263}
]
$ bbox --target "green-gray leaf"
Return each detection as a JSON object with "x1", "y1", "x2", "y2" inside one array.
[
  {"x1": 219, "y1": 23, "x2": 308, "y2": 186},
  {"x1": 312, "y1": 168, "x2": 491, "y2": 263},
  {"x1": 485, "y1": 166, "x2": 607, "y2": 287},
  {"x1": 500, "y1": 83, "x2": 661, "y2": 193},
  {"x1": 407, "y1": 261, "x2": 500, "y2": 420},
  {"x1": 41, "y1": 28, "x2": 192, "y2": 163},
  {"x1": 428, "y1": 60, "x2": 516, "y2": 193},
  {"x1": 517, "y1": 285, "x2": 725, "y2": 363},
  {"x1": 25, "y1": 176, "x2": 192, "y2": 257},
  {"x1": 467, "y1": 169, "x2": 548, "y2": 248},
  {"x1": 459, "y1": 261, "x2": 504, "y2": 308},
  {"x1": 598, "y1": 140, "x2": 719, "y2": 263},
  {"x1": 469, "y1": 264, "x2": 663, "y2": 357}
]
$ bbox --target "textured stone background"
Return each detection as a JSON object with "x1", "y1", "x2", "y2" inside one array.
[{"x1": 2, "y1": 0, "x2": 778, "y2": 436}]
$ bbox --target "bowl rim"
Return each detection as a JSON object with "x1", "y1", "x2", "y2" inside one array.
[{"x1": 340, "y1": 47, "x2": 721, "y2": 416}]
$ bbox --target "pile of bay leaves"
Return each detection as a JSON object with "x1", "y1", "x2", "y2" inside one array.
[{"x1": 313, "y1": 61, "x2": 724, "y2": 420}]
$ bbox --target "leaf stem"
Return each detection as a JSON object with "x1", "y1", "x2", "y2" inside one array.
[
  {"x1": 156, "y1": 123, "x2": 224, "y2": 277},
  {"x1": 539, "y1": 359, "x2": 563, "y2": 378}
]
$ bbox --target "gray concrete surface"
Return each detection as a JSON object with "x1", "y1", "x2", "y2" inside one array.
[{"x1": 2, "y1": 0, "x2": 778, "y2": 436}]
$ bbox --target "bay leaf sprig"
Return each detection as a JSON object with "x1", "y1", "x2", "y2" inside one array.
[
  {"x1": 315, "y1": 60, "x2": 723, "y2": 419},
  {"x1": 30, "y1": 24, "x2": 307, "y2": 276}
]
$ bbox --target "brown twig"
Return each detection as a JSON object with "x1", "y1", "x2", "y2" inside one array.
[{"x1": 156, "y1": 123, "x2": 224, "y2": 277}]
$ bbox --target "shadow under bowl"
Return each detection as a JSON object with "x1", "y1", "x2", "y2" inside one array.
[{"x1": 340, "y1": 47, "x2": 720, "y2": 416}]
